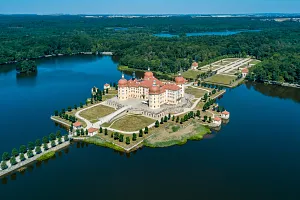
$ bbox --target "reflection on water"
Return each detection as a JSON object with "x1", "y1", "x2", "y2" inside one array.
[{"x1": 245, "y1": 82, "x2": 300, "y2": 103}]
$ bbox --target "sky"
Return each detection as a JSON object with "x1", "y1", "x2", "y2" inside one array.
[{"x1": 0, "y1": 0, "x2": 299, "y2": 14}]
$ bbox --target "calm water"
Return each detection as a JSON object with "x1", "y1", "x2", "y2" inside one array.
[
  {"x1": 154, "y1": 30, "x2": 261, "y2": 37},
  {"x1": 1, "y1": 56, "x2": 300, "y2": 200}
]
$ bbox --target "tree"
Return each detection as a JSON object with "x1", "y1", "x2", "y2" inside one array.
[
  {"x1": 164, "y1": 116, "x2": 168, "y2": 122},
  {"x1": 1, "y1": 161, "x2": 8, "y2": 170},
  {"x1": 99, "y1": 127, "x2": 103, "y2": 133},
  {"x1": 196, "y1": 110, "x2": 201, "y2": 117},
  {"x1": 64, "y1": 134, "x2": 69, "y2": 141},
  {"x1": 51, "y1": 140, "x2": 56, "y2": 147},
  {"x1": 168, "y1": 113, "x2": 171, "y2": 120},
  {"x1": 208, "y1": 116, "x2": 212, "y2": 123},
  {"x1": 35, "y1": 139, "x2": 42, "y2": 147},
  {"x1": 126, "y1": 137, "x2": 130, "y2": 145},
  {"x1": 80, "y1": 102, "x2": 83, "y2": 108},
  {"x1": 155, "y1": 120, "x2": 160, "y2": 128},
  {"x1": 49, "y1": 133, "x2": 56, "y2": 141},
  {"x1": 180, "y1": 118, "x2": 184, "y2": 124},
  {"x1": 70, "y1": 123, "x2": 74, "y2": 132},
  {"x1": 176, "y1": 116, "x2": 179, "y2": 123},
  {"x1": 19, "y1": 145, "x2": 27, "y2": 154},
  {"x1": 132, "y1": 133, "x2": 137, "y2": 141},
  {"x1": 204, "y1": 116, "x2": 208, "y2": 122},
  {"x1": 28, "y1": 141, "x2": 35, "y2": 150},
  {"x1": 81, "y1": 129, "x2": 85, "y2": 136},
  {"x1": 172, "y1": 115, "x2": 175, "y2": 121},
  {"x1": 106, "y1": 88, "x2": 109, "y2": 94},
  {"x1": 43, "y1": 143, "x2": 49, "y2": 151},
  {"x1": 2, "y1": 152, "x2": 10, "y2": 161},
  {"x1": 68, "y1": 106, "x2": 72, "y2": 112},
  {"x1": 160, "y1": 117, "x2": 164, "y2": 124},
  {"x1": 10, "y1": 156, "x2": 17, "y2": 165},
  {"x1": 85, "y1": 129, "x2": 88, "y2": 136},
  {"x1": 139, "y1": 129, "x2": 143, "y2": 137},
  {"x1": 12, "y1": 148, "x2": 19, "y2": 157},
  {"x1": 54, "y1": 110, "x2": 59, "y2": 116},
  {"x1": 58, "y1": 138, "x2": 62, "y2": 144},
  {"x1": 35, "y1": 146, "x2": 42, "y2": 154},
  {"x1": 56, "y1": 130, "x2": 62, "y2": 138},
  {"x1": 27, "y1": 150, "x2": 34, "y2": 158},
  {"x1": 19, "y1": 153, "x2": 26, "y2": 161},
  {"x1": 119, "y1": 134, "x2": 124, "y2": 142},
  {"x1": 74, "y1": 104, "x2": 77, "y2": 110},
  {"x1": 104, "y1": 128, "x2": 108, "y2": 135},
  {"x1": 76, "y1": 129, "x2": 80, "y2": 136},
  {"x1": 114, "y1": 132, "x2": 119, "y2": 140},
  {"x1": 42, "y1": 136, "x2": 49, "y2": 144},
  {"x1": 144, "y1": 127, "x2": 149, "y2": 134}
]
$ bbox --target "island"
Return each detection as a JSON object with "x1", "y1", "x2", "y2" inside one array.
[{"x1": 50, "y1": 61, "x2": 238, "y2": 152}]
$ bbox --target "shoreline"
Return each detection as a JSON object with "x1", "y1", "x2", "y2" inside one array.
[{"x1": 0, "y1": 51, "x2": 114, "y2": 66}]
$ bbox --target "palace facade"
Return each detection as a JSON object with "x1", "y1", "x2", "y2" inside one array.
[{"x1": 118, "y1": 69, "x2": 186, "y2": 109}]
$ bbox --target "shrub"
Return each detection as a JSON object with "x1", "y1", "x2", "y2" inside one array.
[
  {"x1": 132, "y1": 133, "x2": 137, "y2": 141},
  {"x1": 2, "y1": 152, "x2": 10, "y2": 161},
  {"x1": 51, "y1": 141, "x2": 56, "y2": 147},
  {"x1": 139, "y1": 129, "x2": 143, "y2": 137},
  {"x1": 126, "y1": 137, "x2": 130, "y2": 145},
  {"x1": 10, "y1": 157, "x2": 17, "y2": 165},
  {"x1": 27, "y1": 150, "x2": 34, "y2": 158},
  {"x1": 1, "y1": 161, "x2": 8, "y2": 170},
  {"x1": 35, "y1": 146, "x2": 42, "y2": 154},
  {"x1": 19, "y1": 153, "x2": 26, "y2": 161}
]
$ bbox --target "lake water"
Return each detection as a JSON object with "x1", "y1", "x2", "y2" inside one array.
[
  {"x1": 1, "y1": 56, "x2": 300, "y2": 200},
  {"x1": 154, "y1": 30, "x2": 261, "y2": 37}
]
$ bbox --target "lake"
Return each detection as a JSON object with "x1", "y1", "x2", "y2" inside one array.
[
  {"x1": 1, "y1": 55, "x2": 300, "y2": 200},
  {"x1": 154, "y1": 30, "x2": 261, "y2": 37}
]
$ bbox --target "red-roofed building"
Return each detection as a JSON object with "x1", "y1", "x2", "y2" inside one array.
[
  {"x1": 87, "y1": 128, "x2": 98, "y2": 137},
  {"x1": 213, "y1": 117, "x2": 222, "y2": 126},
  {"x1": 118, "y1": 69, "x2": 186, "y2": 109},
  {"x1": 221, "y1": 111, "x2": 230, "y2": 119},
  {"x1": 104, "y1": 83, "x2": 111, "y2": 90},
  {"x1": 242, "y1": 68, "x2": 249, "y2": 78},
  {"x1": 73, "y1": 121, "x2": 82, "y2": 129},
  {"x1": 191, "y1": 62, "x2": 198, "y2": 70}
]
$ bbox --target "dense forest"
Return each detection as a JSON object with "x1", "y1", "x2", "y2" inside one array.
[{"x1": 0, "y1": 15, "x2": 299, "y2": 83}]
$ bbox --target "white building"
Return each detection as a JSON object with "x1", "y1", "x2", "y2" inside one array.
[
  {"x1": 242, "y1": 68, "x2": 249, "y2": 78},
  {"x1": 221, "y1": 111, "x2": 230, "y2": 119},
  {"x1": 104, "y1": 83, "x2": 111, "y2": 90},
  {"x1": 213, "y1": 117, "x2": 222, "y2": 126},
  {"x1": 118, "y1": 69, "x2": 186, "y2": 109},
  {"x1": 73, "y1": 121, "x2": 82, "y2": 130},
  {"x1": 191, "y1": 62, "x2": 198, "y2": 70},
  {"x1": 88, "y1": 128, "x2": 98, "y2": 137}
]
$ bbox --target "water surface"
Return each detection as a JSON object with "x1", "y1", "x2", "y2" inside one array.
[{"x1": 1, "y1": 56, "x2": 300, "y2": 200}]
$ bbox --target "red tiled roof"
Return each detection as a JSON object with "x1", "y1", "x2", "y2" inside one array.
[
  {"x1": 88, "y1": 128, "x2": 98, "y2": 133},
  {"x1": 73, "y1": 121, "x2": 82, "y2": 127},
  {"x1": 242, "y1": 68, "x2": 249, "y2": 73},
  {"x1": 104, "y1": 83, "x2": 110, "y2": 86},
  {"x1": 214, "y1": 117, "x2": 221, "y2": 121},
  {"x1": 222, "y1": 111, "x2": 230, "y2": 115},
  {"x1": 175, "y1": 76, "x2": 186, "y2": 84},
  {"x1": 162, "y1": 84, "x2": 181, "y2": 91},
  {"x1": 192, "y1": 62, "x2": 198, "y2": 67}
]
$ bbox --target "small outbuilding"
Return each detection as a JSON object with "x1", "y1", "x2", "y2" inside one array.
[
  {"x1": 104, "y1": 83, "x2": 111, "y2": 90},
  {"x1": 73, "y1": 121, "x2": 82, "y2": 129},
  {"x1": 88, "y1": 127, "x2": 99, "y2": 137},
  {"x1": 191, "y1": 62, "x2": 198, "y2": 70},
  {"x1": 213, "y1": 117, "x2": 222, "y2": 126},
  {"x1": 221, "y1": 111, "x2": 230, "y2": 119},
  {"x1": 242, "y1": 68, "x2": 249, "y2": 78}
]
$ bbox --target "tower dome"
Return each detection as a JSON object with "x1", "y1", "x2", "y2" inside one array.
[
  {"x1": 144, "y1": 67, "x2": 153, "y2": 78},
  {"x1": 175, "y1": 72, "x2": 185, "y2": 84},
  {"x1": 149, "y1": 80, "x2": 160, "y2": 94},
  {"x1": 118, "y1": 73, "x2": 128, "y2": 87}
]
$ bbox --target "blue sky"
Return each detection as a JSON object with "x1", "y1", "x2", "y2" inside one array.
[{"x1": 0, "y1": 0, "x2": 299, "y2": 14}]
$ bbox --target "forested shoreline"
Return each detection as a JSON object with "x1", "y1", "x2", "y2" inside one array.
[{"x1": 1, "y1": 15, "x2": 299, "y2": 83}]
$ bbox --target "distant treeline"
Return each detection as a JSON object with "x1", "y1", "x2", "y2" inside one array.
[{"x1": 0, "y1": 15, "x2": 299, "y2": 83}]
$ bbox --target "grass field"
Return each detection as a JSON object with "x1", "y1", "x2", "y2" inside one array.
[
  {"x1": 250, "y1": 59, "x2": 261, "y2": 65},
  {"x1": 52, "y1": 116, "x2": 87, "y2": 128},
  {"x1": 79, "y1": 105, "x2": 115, "y2": 121},
  {"x1": 185, "y1": 87, "x2": 207, "y2": 98},
  {"x1": 110, "y1": 114, "x2": 155, "y2": 132},
  {"x1": 182, "y1": 70, "x2": 204, "y2": 80},
  {"x1": 204, "y1": 74, "x2": 236, "y2": 85}
]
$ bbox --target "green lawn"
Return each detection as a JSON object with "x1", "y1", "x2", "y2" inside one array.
[
  {"x1": 182, "y1": 70, "x2": 204, "y2": 80},
  {"x1": 110, "y1": 114, "x2": 155, "y2": 132},
  {"x1": 250, "y1": 59, "x2": 261, "y2": 65},
  {"x1": 204, "y1": 74, "x2": 237, "y2": 85},
  {"x1": 79, "y1": 105, "x2": 115, "y2": 121},
  {"x1": 185, "y1": 87, "x2": 207, "y2": 98}
]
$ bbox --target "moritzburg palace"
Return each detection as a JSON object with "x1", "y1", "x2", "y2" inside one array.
[{"x1": 118, "y1": 68, "x2": 186, "y2": 109}]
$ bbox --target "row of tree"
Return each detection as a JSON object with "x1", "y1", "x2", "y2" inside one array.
[{"x1": 1, "y1": 131, "x2": 69, "y2": 170}]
